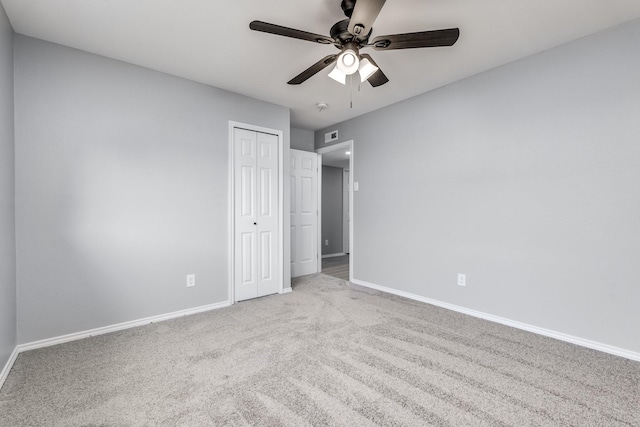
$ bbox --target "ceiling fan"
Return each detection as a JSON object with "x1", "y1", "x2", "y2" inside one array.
[{"x1": 249, "y1": 0, "x2": 460, "y2": 87}]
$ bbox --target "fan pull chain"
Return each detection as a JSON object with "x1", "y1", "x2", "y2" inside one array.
[{"x1": 350, "y1": 74, "x2": 354, "y2": 109}]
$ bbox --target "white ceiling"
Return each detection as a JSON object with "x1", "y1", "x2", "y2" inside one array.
[{"x1": 3, "y1": 0, "x2": 640, "y2": 131}]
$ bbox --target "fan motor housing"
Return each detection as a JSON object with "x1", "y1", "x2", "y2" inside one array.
[{"x1": 330, "y1": 18, "x2": 371, "y2": 45}]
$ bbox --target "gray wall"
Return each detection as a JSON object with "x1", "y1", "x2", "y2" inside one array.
[
  {"x1": 321, "y1": 166, "x2": 343, "y2": 255},
  {"x1": 14, "y1": 36, "x2": 290, "y2": 344},
  {"x1": 291, "y1": 127, "x2": 315, "y2": 152},
  {"x1": 0, "y1": 3, "x2": 16, "y2": 368},
  {"x1": 315, "y1": 19, "x2": 640, "y2": 354}
]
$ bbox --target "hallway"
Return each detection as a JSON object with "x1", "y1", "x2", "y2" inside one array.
[{"x1": 321, "y1": 255, "x2": 349, "y2": 281}]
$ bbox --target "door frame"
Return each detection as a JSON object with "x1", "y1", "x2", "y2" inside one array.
[
  {"x1": 343, "y1": 168, "x2": 350, "y2": 254},
  {"x1": 316, "y1": 140, "x2": 354, "y2": 282},
  {"x1": 228, "y1": 121, "x2": 284, "y2": 304}
]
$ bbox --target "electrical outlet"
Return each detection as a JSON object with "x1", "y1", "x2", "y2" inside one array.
[
  {"x1": 325, "y1": 240, "x2": 329, "y2": 246},
  {"x1": 457, "y1": 274, "x2": 466, "y2": 287},
  {"x1": 186, "y1": 274, "x2": 196, "y2": 288}
]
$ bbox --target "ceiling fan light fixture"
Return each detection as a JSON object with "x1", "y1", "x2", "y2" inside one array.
[
  {"x1": 251, "y1": 0, "x2": 461, "y2": 89},
  {"x1": 358, "y1": 57, "x2": 379, "y2": 82},
  {"x1": 328, "y1": 64, "x2": 347, "y2": 84},
  {"x1": 336, "y1": 48, "x2": 360, "y2": 75}
]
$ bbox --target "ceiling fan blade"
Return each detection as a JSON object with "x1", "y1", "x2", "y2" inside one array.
[
  {"x1": 250, "y1": 21, "x2": 334, "y2": 45},
  {"x1": 288, "y1": 55, "x2": 338, "y2": 85},
  {"x1": 371, "y1": 28, "x2": 460, "y2": 50},
  {"x1": 348, "y1": 0, "x2": 386, "y2": 40},
  {"x1": 360, "y1": 54, "x2": 388, "y2": 87}
]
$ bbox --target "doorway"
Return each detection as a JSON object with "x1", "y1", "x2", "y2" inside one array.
[{"x1": 317, "y1": 140, "x2": 353, "y2": 282}]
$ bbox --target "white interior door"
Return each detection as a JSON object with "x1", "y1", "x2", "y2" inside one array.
[
  {"x1": 343, "y1": 169, "x2": 350, "y2": 254},
  {"x1": 234, "y1": 128, "x2": 280, "y2": 301},
  {"x1": 290, "y1": 149, "x2": 318, "y2": 277}
]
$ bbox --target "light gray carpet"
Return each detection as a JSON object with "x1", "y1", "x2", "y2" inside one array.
[{"x1": 1, "y1": 274, "x2": 639, "y2": 426}]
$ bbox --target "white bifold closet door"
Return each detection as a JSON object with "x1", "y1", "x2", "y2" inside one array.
[{"x1": 234, "y1": 128, "x2": 280, "y2": 302}]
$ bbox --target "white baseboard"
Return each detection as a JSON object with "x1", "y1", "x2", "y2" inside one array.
[
  {"x1": 350, "y1": 278, "x2": 640, "y2": 362},
  {"x1": 0, "y1": 346, "x2": 19, "y2": 391},
  {"x1": 16, "y1": 301, "x2": 231, "y2": 354},
  {"x1": 322, "y1": 252, "x2": 346, "y2": 259},
  {"x1": 282, "y1": 287, "x2": 292, "y2": 294}
]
